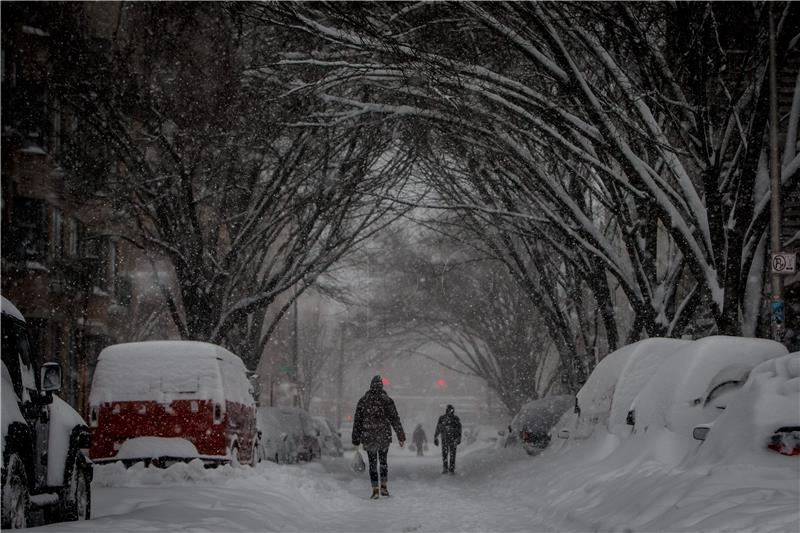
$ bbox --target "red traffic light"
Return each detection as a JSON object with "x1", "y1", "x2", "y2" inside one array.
[
  {"x1": 436, "y1": 378, "x2": 447, "y2": 389},
  {"x1": 381, "y1": 377, "x2": 389, "y2": 386}
]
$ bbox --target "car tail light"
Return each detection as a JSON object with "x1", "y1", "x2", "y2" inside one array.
[{"x1": 767, "y1": 426, "x2": 800, "y2": 456}]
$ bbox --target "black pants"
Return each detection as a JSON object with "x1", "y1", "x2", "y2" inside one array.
[
  {"x1": 442, "y1": 443, "x2": 457, "y2": 472},
  {"x1": 366, "y1": 448, "x2": 388, "y2": 487}
]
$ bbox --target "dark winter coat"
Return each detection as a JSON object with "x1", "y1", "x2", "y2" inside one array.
[
  {"x1": 412, "y1": 425, "x2": 427, "y2": 447},
  {"x1": 352, "y1": 385, "x2": 405, "y2": 451},
  {"x1": 434, "y1": 408, "x2": 462, "y2": 446}
]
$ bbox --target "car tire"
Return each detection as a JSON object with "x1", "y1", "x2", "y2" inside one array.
[
  {"x1": 1, "y1": 453, "x2": 30, "y2": 529},
  {"x1": 61, "y1": 455, "x2": 91, "y2": 522}
]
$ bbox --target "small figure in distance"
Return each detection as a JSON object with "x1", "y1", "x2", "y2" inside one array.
[{"x1": 412, "y1": 423, "x2": 427, "y2": 457}]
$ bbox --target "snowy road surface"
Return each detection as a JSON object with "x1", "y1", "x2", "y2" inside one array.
[{"x1": 32, "y1": 438, "x2": 799, "y2": 533}]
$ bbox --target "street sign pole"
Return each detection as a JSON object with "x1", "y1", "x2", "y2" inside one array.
[{"x1": 768, "y1": 6, "x2": 784, "y2": 341}]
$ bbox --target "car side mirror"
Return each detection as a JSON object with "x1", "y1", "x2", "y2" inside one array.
[
  {"x1": 693, "y1": 425, "x2": 711, "y2": 441},
  {"x1": 40, "y1": 362, "x2": 62, "y2": 392}
]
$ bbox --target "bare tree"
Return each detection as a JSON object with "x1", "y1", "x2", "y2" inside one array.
[
  {"x1": 48, "y1": 3, "x2": 416, "y2": 367},
  {"x1": 255, "y1": 1, "x2": 800, "y2": 345}
]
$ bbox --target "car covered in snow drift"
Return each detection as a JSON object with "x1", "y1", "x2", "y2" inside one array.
[
  {"x1": 256, "y1": 407, "x2": 298, "y2": 464},
  {"x1": 258, "y1": 407, "x2": 321, "y2": 462},
  {"x1": 553, "y1": 338, "x2": 692, "y2": 442},
  {"x1": 506, "y1": 395, "x2": 573, "y2": 454},
  {"x1": 625, "y1": 336, "x2": 788, "y2": 438},
  {"x1": 88, "y1": 341, "x2": 258, "y2": 467},
  {"x1": 313, "y1": 416, "x2": 344, "y2": 457},
  {"x1": 691, "y1": 352, "x2": 800, "y2": 460},
  {"x1": 1, "y1": 297, "x2": 92, "y2": 528}
]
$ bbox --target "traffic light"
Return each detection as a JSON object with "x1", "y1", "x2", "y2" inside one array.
[
  {"x1": 381, "y1": 377, "x2": 389, "y2": 386},
  {"x1": 436, "y1": 378, "x2": 447, "y2": 390}
]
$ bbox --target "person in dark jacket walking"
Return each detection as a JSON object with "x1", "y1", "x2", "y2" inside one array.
[
  {"x1": 434, "y1": 404, "x2": 462, "y2": 474},
  {"x1": 412, "y1": 424, "x2": 427, "y2": 456},
  {"x1": 352, "y1": 375, "x2": 405, "y2": 499}
]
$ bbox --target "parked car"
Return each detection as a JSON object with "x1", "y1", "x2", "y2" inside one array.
[
  {"x1": 507, "y1": 395, "x2": 573, "y2": 454},
  {"x1": 692, "y1": 352, "x2": 800, "y2": 460},
  {"x1": 626, "y1": 336, "x2": 788, "y2": 438},
  {"x1": 1, "y1": 297, "x2": 92, "y2": 528},
  {"x1": 313, "y1": 417, "x2": 344, "y2": 457},
  {"x1": 256, "y1": 407, "x2": 298, "y2": 464},
  {"x1": 259, "y1": 407, "x2": 321, "y2": 462},
  {"x1": 552, "y1": 338, "x2": 692, "y2": 442},
  {"x1": 339, "y1": 422, "x2": 355, "y2": 451},
  {"x1": 88, "y1": 341, "x2": 258, "y2": 467}
]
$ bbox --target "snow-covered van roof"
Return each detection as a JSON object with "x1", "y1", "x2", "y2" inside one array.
[
  {"x1": 88, "y1": 341, "x2": 254, "y2": 407},
  {"x1": 1, "y1": 296, "x2": 26, "y2": 323}
]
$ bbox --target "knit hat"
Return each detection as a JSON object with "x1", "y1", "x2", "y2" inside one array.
[
  {"x1": 370, "y1": 375, "x2": 383, "y2": 389},
  {"x1": 446, "y1": 404, "x2": 454, "y2": 414}
]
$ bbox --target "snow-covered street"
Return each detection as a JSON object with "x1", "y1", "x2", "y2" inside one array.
[{"x1": 32, "y1": 436, "x2": 799, "y2": 533}]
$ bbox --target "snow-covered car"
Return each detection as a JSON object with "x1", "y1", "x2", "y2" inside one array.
[
  {"x1": 256, "y1": 407, "x2": 298, "y2": 464},
  {"x1": 691, "y1": 352, "x2": 799, "y2": 462},
  {"x1": 626, "y1": 336, "x2": 788, "y2": 441},
  {"x1": 260, "y1": 407, "x2": 321, "y2": 462},
  {"x1": 313, "y1": 417, "x2": 343, "y2": 457},
  {"x1": 1, "y1": 297, "x2": 92, "y2": 528},
  {"x1": 339, "y1": 421, "x2": 356, "y2": 451},
  {"x1": 553, "y1": 338, "x2": 692, "y2": 442},
  {"x1": 506, "y1": 395, "x2": 573, "y2": 454},
  {"x1": 88, "y1": 341, "x2": 258, "y2": 467}
]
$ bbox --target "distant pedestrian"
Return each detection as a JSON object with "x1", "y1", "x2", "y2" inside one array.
[
  {"x1": 352, "y1": 375, "x2": 405, "y2": 499},
  {"x1": 412, "y1": 424, "x2": 427, "y2": 456},
  {"x1": 434, "y1": 404, "x2": 462, "y2": 474}
]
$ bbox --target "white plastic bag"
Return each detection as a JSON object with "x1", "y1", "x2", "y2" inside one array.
[{"x1": 351, "y1": 448, "x2": 365, "y2": 473}]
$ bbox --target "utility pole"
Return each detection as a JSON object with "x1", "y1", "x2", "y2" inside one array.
[{"x1": 768, "y1": 6, "x2": 784, "y2": 342}]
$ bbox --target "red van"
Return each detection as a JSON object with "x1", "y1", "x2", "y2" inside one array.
[{"x1": 88, "y1": 341, "x2": 257, "y2": 467}]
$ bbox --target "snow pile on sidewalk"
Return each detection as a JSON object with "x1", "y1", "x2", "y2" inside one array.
[{"x1": 525, "y1": 350, "x2": 800, "y2": 532}]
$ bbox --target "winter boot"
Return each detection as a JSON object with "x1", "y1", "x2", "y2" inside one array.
[
  {"x1": 370, "y1": 487, "x2": 380, "y2": 499},
  {"x1": 380, "y1": 483, "x2": 390, "y2": 497},
  {"x1": 442, "y1": 465, "x2": 448, "y2": 474}
]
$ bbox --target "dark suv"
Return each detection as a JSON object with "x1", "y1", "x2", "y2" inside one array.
[{"x1": 1, "y1": 297, "x2": 92, "y2": 528}]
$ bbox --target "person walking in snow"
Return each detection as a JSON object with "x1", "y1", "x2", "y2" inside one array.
[
  {"x1": 352, "y1": 375, "x2": 405, "y2": 499},
  {"x1": 434, "y1": 404, "x2": 462, "y2": 474},
  {"x1": 412, "y1": 423, "x2": 427, "y2": 457}
]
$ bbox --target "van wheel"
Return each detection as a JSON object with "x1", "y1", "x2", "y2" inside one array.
[
  {"x1": 1, "y1": 453, "x2": 30, "y2": 529},
  {"x1": 62, "y1": 455, "x2": 91, "y2": 521}
]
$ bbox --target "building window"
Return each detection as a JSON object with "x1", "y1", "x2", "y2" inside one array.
[
  {"x1": 50, "y1": 208, "x2": 63, "y2": 259},
  {"x1": 66, "y1": 218, "x2": 79, "y2": 257}
]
